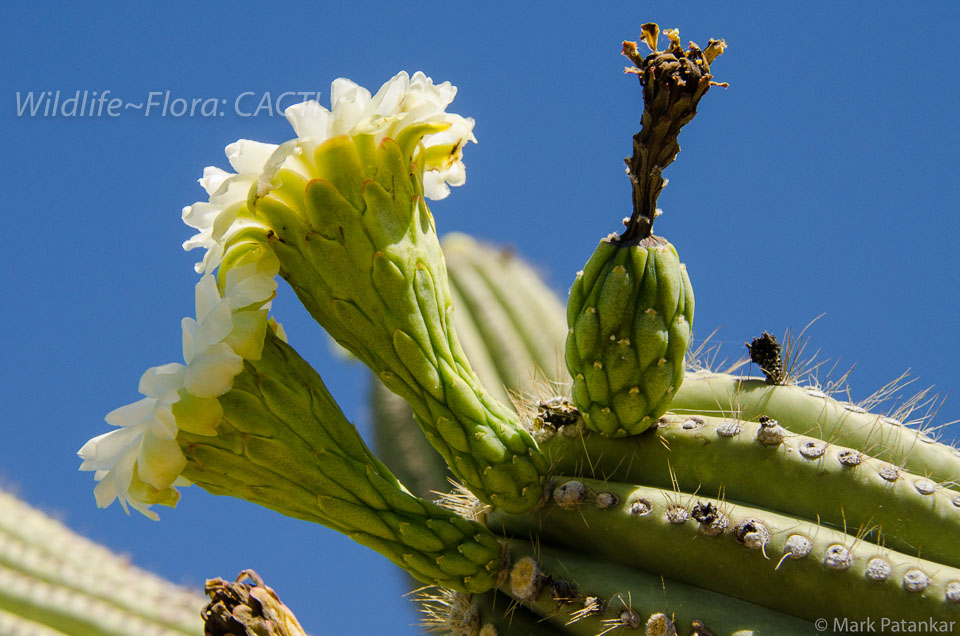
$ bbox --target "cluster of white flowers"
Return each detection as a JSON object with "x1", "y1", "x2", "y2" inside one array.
[
  {"x1": 80, "y1": 71, "x2": 475, "y2": 518},
  {"x1": 279, "y1": 70, "x2": 476, "y2": 200},
  {"x1": 78, "y1": 263, "x2": 278, "y2": 519}
]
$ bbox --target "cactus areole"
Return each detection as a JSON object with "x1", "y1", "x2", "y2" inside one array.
[{"x1": 76, "y1": 23, "x2": 960, "y2": 636}]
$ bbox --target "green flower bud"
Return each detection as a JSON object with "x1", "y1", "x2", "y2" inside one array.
[{"x1": 566, "y1": 236, "x2": 694, "y2": 436}]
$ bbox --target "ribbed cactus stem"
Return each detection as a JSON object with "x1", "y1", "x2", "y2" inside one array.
[
  {"x1": 373, "y1": 233, "x2": 571, "y2": 500},
  {"x1": 502, "y1": 541, "x2": 813, "y2": 634},
  {"x1": 670, "y1": 372, "x2": 960, "y2": 489},
  {"x1": 0, "y1": 491, "x2": 203, "y2": 636},
  {"x1": 414, "y1": 586, "x2": 567, "y2": 635},
  {"x1": 0, "y1": 607, "x2": 70, "y2": 636},
  {"x1": 251, "y1": 136, "x2": 546, "y2": 513},
  {"x1": 0, "y1": 563, "x2": 192, "y2": 636},
  {"x1": 537, "y1": 413, "x2": 960, "y2": 568},
  {"x1": 179, "y1": 329, "x2": 505, "y2": 593},
  {"x1": 490, "y1": 478, "x2": 960, "y2": 625},
  {"x1": 444, "y1": 233, "x2": 568, "y2": 386}
]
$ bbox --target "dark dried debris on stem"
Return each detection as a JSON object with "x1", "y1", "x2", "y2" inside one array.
[{"x1": 748, "y1": 331, "x2": 786, "y2": 385}]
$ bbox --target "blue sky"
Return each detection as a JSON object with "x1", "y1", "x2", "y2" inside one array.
[{"x1": 2, "y1": 2, "x2": 959, "y2": 634}]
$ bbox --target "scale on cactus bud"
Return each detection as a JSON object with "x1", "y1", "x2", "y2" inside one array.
[{"x1": 565, "y1": 23, "x2": 722, "y2": 437}]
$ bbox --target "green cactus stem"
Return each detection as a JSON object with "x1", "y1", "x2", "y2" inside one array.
[
  {"x1": 444, "y1": 233, "x2": 568, "y2": 390},
  {"x1": 249, "y1": 135, "x2": 546, "y2": 513},
  {"x1": 373, "y1": 233, "x2": 570, "y2": 499},
  {"x1": 178, "y1": 328, "x2": 505, "y2": 593},
  {"x1": 670, "y1": 372, "x2": 960, "y2": 490},
  {"x1": 0, "y1": 490, "x2": 203, "y2": 636},
  {"x1": 414, "y1": 586, "x2": 568, "y2": 636},
  {"x1": 502, "y1": 541, "x2": 815, "y2": 635},
  {"x1": 537, "y1": 412, "x2": 960, "y2": 569},
  {"x1": 490, "y1": 478, "x2": 960, "y2": 626}
]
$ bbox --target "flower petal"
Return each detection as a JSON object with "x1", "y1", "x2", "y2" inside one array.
[
  {"x1": 225, "y1": 139, "x2": 278, "y2": 174},
  {"x1": 104, "y1": 397, "x2": 155, "y2": 428},
  {"x1": 137, "y1": 434, "x2": 187, "y2": 490},
  {"x1": 138, "y1": 363, "x2": 186, "y2": 398},
  {"x1": 172, "y1": 392, "x2": 223, "y2": 436},
  {"x1": 184, "y1": 342, "x2": 244, "y2": 397}
]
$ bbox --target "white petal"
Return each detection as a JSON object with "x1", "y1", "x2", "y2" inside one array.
[
  {"x1": 225, "y1": 272, "x2": 278, "y2": 308},
  {"x1": 77, "y1": 425, "x2": 145, "y2": 470},
  {"x1": 181, "y1": 201, "x2": 220, "y2": 231},
  {"x1": 199, "y1": 166, "x2": 232, "y2": 195},
  {"x1": 138, "y1": 363, "x2": 186, "y2": 398},
  {"x1": 182, "y1": 227, "x2": 214, "y2": 253},
  {"x1": 181, "y1": 317, "x2": 199, "y2": 364},
  {"x1": 104, "y1": 398, "x2": 155, "y2": 428},
  {"x1": 148, "y1": 403, "x2": 179, "y2": 440},
  {"x1": 194, "y1": 275, "x2": 222, "y2": 323},
  {"x1": 257, "y1": 139, "x2": 305, "y2": 196},
  {"x1": 225, "y1": 139, "x2": 278, "y2": 174},
  {"x1": 198, "y1": 243, "x2": 225, "y2": 274},
  {"x1": 368, "y1": 71, "x2": 409, "y2": 115},
  {"x1": 92, "y1": 472, "x2": 119, "y2": 509},
  {"x1": 184, "y1": 343, "x2": 244, "y2": 397},
  {"x1": 128, "y1": 501, "x2": 160, "y2": 521},
  {"x1": 422, "y1": 170, "x2": 451, "y2": 200},
  {"x1": 285, "y1": 100, "x2": 331, "y2": 140},
  {"x1": 195, "y1": 300, "x2": 234, "y2": 350}
]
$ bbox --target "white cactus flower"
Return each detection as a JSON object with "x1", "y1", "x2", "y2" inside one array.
[
  {"x1": 83, "y1": 70, "x2": 470, "y2": 519},
  {"x1": 270, "y1": 70, "x2": 476, "y2": 200}
]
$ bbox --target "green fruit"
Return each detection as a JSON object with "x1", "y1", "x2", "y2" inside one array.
[{"x1": 566, "y1": 235, "x2": 694, "y2": 437}]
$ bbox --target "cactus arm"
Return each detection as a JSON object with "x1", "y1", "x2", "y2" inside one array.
[
  {"x1": 538, "y1": 413, "x2": 960, "y2": 568},
  {"x1": 0, "y1": 562, "x2": 197, "y2": 636},
  {"x1": 444, "y1": 234, "x2": 568, "y2": 385},
  {"x1": 470, "y1": 590, "x2": 570, "y2": 635},
  {"x1": 503, "y1": 541, "x2": 817, "y2": 635},
  {"x1": 671, "y1": 372, "x2": 960, "y2": 489},
  {"x1": 0, "y1": 607, "x2": 71, "y2": 636},
  {"x1": 0, "y1": 491, "x2": 202, "y2": 636},
  {"x1": 490, "y1": 478, "x2": 960, "y2": 625},
  {"x1": 179, "y1": 329, "x2": 505, "y2": 593},
  {"x1": 372, "y1": 233, "x2": 576, "y2": 500},
  {"x1": 445, "y1": 253, "x2": 535, "y2": 403},
  {"x1": 250, "y1": 137, "x2": 547, "y2": 513},
  {"x1": 414, "y1": 587, "x2": 569, "y2": 636}
]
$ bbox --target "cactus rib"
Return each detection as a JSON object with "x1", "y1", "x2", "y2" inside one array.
[
  {"x1": 670, "y1": 372, "x2": 960, "y2": 489},
  {"x1": 180, "y1": 329, "x2": 505, "y2": 593},
  {"x1": 490, "y1": 478, "x2": 960, "y2": 625},
  {"x1": 249, "y1": 137, "x2": 547, "y2": 513},
  {"x1": 538, "y1": 412, "x2": 960, "y2": 568},
  {"x1": 502, "y1": 541, "x2": 816, "y2": 635}
]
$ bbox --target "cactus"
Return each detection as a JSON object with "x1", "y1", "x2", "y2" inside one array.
[
  {"x1": 78, "y1": 26, "x2": 960, "y2": 636},
  {"x1": 0, "y1": 488, "x2": 204, "y2": 635}
]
